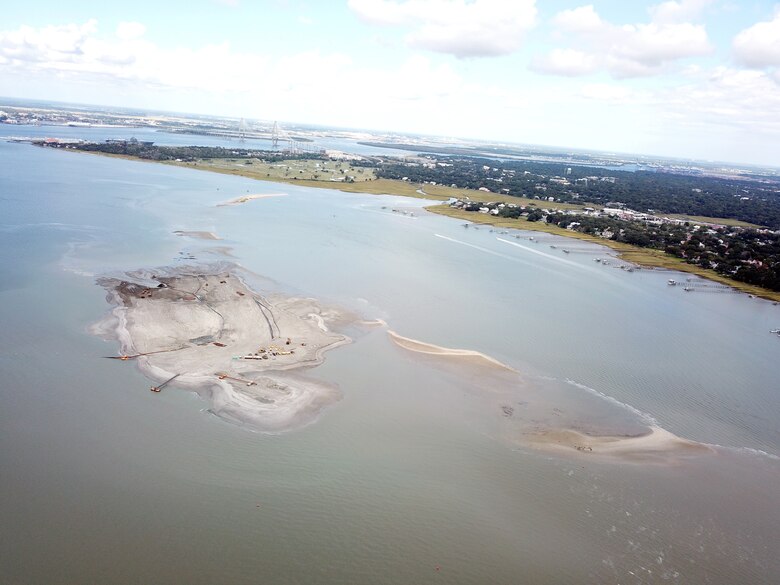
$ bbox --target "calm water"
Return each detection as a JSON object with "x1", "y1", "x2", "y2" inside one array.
[
  {"x1": 1, "y1": 123, "x2": 413, "y2": 156},
  {"x1": 1, "y1": 133, "x2": 779, "y2": 584}
]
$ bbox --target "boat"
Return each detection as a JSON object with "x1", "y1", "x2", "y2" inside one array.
[{"x1": 668, "y1": 279, "x2": 677, "y2": 286}]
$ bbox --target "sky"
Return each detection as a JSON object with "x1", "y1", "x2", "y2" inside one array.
[{"x1": 1, "y1": 0, "x2": 779, "y2": 166}]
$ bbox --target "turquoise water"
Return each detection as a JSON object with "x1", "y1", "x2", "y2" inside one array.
[{"x1": 1, "y1": 135, "x2": 779, "y2": 584}]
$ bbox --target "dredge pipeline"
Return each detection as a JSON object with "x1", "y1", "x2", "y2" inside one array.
[{"x1": 150, "y1": 373, "x2": 180, "y2": 393}]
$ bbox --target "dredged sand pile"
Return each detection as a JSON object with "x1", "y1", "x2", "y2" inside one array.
[{"x1": 94, "y1": 263, "x2": 350, "y2": 432}]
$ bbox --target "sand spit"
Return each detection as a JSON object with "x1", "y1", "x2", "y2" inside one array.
[
  {"x1": 173, "y1": 230, "x2": 221, "y2": 240},
  {"x1": 217, "y1": 193, "x2": 287, "y2": 207},
  {"x1": 521, "y1": 426, "x2": 715, "y2": 464},
  {"x1": 385, "y1": 329, "x2": 712, "y2": 465},
  {"x1": 94, "y1": 263, "x2": 349, "y2": 432},
  {"x1": 387, "y1": 330, "x2": 517, "y2": 373}
]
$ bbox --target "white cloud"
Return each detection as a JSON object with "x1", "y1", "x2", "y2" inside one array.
[
  {"x1": 0, "y1": 20, "x2": 352, "y2": 94},
  {"x1": 656, "y1": 67, "x2": 780, "y2": 135},
  {"x1": 0, "y1": 20, "x2": 98, "y2": 63},
  {"x1": 347, "y1": 0, "x2": 537, "y2": 58},
  {"x1": 733, "y1": 11, "x2": 780, "y2": 69},
  {"x1": 579, "y1": 83, "x2": 640, "y2": 103},
  {"x1": 0, "y1": 19, "x2": 472, "y2": 132},
  {"x1": 649, "y1": 0, "x2": 712, "y2": 24},
  {"x1": 530, "y1": 48, "x2": 598, "y2": 77},
  {"x1": 552, "y1": 5, "x2": 602, "y2": 33},
  {"x1": 535, "y1": 3, "x2": 712, "y2": 78},
  {"x1": 116, "y1": 22, "x2": 146, "y2": 41}
]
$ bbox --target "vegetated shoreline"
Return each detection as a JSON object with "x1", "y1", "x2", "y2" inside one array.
[
  {"x1": 67, "y1": 148, "x2": 780, "y2": 302},
  {"x1": 427, "y1": 205, "x2": 780, "y2": 303}
]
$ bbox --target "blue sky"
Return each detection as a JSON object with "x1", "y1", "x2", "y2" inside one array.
[{"x1": 1, "y1": 1, "x2": 779, "y2": 165}]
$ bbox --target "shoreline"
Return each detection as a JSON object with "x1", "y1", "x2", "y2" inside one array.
[
  {"x1": 427, "y1": 205, "x2": 780, "y2": 303},
  {"x1": 61, "y1": 147, "x2": 780, "y2": 301}
]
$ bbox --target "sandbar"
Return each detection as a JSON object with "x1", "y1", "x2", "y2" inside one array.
[
  {"x1": 94, "y1": 262, "x2": 350, "y2": 432},
  {"x1": 522, "y1": 426, "x2": 715, "y2": 464},
  {"x1": 217, "y1": 193, "x2": 287, "y2": 206},
  {"x1": 173, "y1": 230, "x2": 221, "y2": 240},
  {"x1": 387, "y1": 330, "x2": 516, "y2": 373},
  {"x1": 387, "y1": 328, "x2": 713, "y2": 465}
]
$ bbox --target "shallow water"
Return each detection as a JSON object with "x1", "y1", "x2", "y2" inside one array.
[{"x1": 1, "y1": 134, "x2": 779, "y2": 584}]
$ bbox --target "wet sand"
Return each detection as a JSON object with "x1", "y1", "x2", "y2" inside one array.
[
  {"x1": 387, "y1": 330, "x2": 517, "y2": 373},
  {"x1": 522, "y1": 426, "x2": 715, "y2": 464},
  {"x1": 94, "y1": 263, "x2": 350, "y2": 432},
  {"x1": 173, "y1": 230, "x2": 221, "y2": 240},
  {"x1": 388, "y1": 328, "x2": 715, "y2": 464},
  {"x1": 217, "y1": 193, "x2": 287, "y2": 206}
]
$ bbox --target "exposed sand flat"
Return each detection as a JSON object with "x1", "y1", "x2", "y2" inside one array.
[
  {"x1": 94, "y1": 263, "x2": 349, "y2": 432},
  {"x1": 386, "y1": 328, "x2": 712, "y2": 465},
  {"x1": 522, "y1": 426, "x2": 715, "y2": 464},
  {"x1": 173, "y1": 230, "x2": 221, "y2": 240},
  {"x1": 217, "y1": 193, "x2": 287, "y2": 206},
  {"x1": 203, "y1": 246, "x2": 235, "y2": 257},
  {"x1": 387, "y1": 330, "x2": 517, "y2": 373}
]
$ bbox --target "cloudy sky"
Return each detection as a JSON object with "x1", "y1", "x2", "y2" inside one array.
[{"x1": 1, "y1": 1, "x2": 779, "y2": 165}]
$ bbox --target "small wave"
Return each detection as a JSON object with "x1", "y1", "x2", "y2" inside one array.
[
  {"x1": 497, "y1": 237, "x2": 597, "y2": 273},
  {"x1": 709, "y1": 445, "x2": 780, "y2": 462},
  {"x1": 564, "y1": 379, "x2": 659, "y2": 426},
  {"x1": 434, "y1": 234, "x2": 517, "y2": 262}
]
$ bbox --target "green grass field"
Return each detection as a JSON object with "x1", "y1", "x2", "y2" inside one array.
[
  {"x1": 663, "y1": 214, "x2": 762, "y2": 228},
  {"x1": 183, "y1": 157, "x2": 377, "y2": 183}
]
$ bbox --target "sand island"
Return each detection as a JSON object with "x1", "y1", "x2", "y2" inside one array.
[{"x1": 93, "y1": 263, "x2": 350, "y2": 432}]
